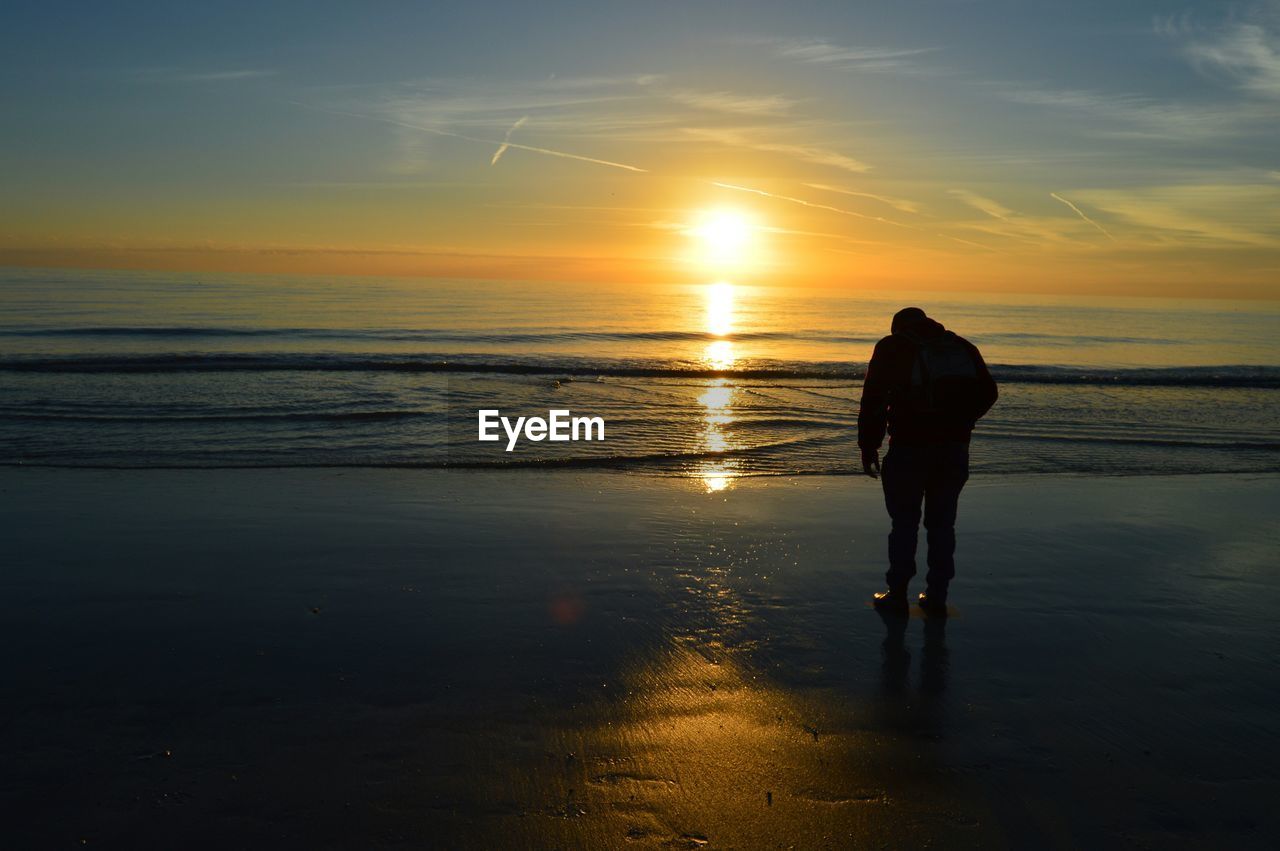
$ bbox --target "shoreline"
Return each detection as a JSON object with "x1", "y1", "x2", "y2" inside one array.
[{"x1": 4, "y1": 462, "x2": 1278, "y2": 479}]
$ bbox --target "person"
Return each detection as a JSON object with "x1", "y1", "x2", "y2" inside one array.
[{"x1": 858, "y1": 307, "x2": 998, "y2": 616}]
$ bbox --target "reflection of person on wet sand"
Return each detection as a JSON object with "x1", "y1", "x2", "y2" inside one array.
[
  {"x1": 878, "y1": 613, "x2": 950, "y2": 695},
  {"x1": 876, "y1": 612, "x2": 950, "y2": 739},
  {"x1": 859, "y1": 308, "x2": 998, "y2": 616}
]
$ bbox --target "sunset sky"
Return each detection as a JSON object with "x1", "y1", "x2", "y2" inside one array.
[{"x1": 3, "y1": 1, "x2": 1278, "y2": 297}]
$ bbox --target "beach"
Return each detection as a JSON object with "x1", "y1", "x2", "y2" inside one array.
[
  {"x1": 4, "y1": 468, "x2": 1277, "y2": 848},
  {"x1": 8, "y1": 1, "x2": 1280, "y2": 847}
]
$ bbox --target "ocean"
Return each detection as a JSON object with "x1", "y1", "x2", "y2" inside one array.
[{"x1": 2, "y1": 267, "x2": 1277, "y2": 481}]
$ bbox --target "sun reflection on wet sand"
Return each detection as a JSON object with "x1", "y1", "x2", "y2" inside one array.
[
  {"x1": 700, "y1": 466, "x2": 733, "y2": 493},
  {"x1": 461, "y1": 515, "x2": 980, "y2": 848}
]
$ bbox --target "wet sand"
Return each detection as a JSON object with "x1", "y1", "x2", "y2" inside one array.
[{"x1": 2, "y1": 469, "x2": 1278, "y2": 848}]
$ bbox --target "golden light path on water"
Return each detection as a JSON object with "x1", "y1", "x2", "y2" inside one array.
[
  {"x1": 698, "y1": 281, "x2": 740, "y2": 492},
  {"x1": 705, "y1": 281, "x2": 734, "y2": 337}
]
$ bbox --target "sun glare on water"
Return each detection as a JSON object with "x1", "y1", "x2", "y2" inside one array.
[
  {"x1": 685, "y1": 208, "x2": 756, "y2": 493},
  {"x1": 705, "y1": 281, "x2": 734, "y2": 336},
  {"x1": 697, "y1": 379, "x2": 739, "y2": 493},
  {"x1": 703, "y1": 281, "x2": 736, "y2": 368}
]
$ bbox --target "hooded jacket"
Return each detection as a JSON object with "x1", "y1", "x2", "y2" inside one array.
[{"x1": 857, "y1": 314, "x2": 998, "y2": 450}]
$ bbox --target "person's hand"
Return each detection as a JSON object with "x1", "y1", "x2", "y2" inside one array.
[{"x1": 861, "y1": 448, "x2": 880, "y2": 479}]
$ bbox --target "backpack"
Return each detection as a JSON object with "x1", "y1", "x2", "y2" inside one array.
[{"x1": 906, "y1": 333, "x2": 980, "y2": 416}]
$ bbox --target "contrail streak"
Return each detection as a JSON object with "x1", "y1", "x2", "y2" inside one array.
[
  {"x1": 491, "y1": 116, "x2": 529, "y2": 166},
  {"x1": 710, "y1": 182, "x2": 911, "y2": 229},
  {"x1": 939, "y1": 232, "x2": 1000, "y2": 252},
  {"x1": 290, "y1": 101, "x2": 646, "y2": 173},
  {"x1": 714, "y1": 180, "x2": 1007, "y2": 254},
  {"x1": 1051, "y1": 192, "x2": 1115, "y2": 241},
  {"x1": 804, "y1": 183, "x2": 919, "y2": 214}
]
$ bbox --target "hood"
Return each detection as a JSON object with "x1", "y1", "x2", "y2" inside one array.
[{"x1": 891, "y1": 310, "x2": 947, "y2": 345}]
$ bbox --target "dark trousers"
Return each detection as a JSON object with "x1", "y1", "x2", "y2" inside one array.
[{"x1": 881, "y1": 442, "x2": 969, "y2": 588}]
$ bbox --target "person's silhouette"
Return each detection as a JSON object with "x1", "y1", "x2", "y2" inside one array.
[{"x1": 858, "y1": 307, "x2": 998, "y2": 615}]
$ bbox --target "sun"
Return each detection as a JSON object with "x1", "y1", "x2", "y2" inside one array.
[{"x1": 690, "y1": 209, "x2": 755, "y2": 269}]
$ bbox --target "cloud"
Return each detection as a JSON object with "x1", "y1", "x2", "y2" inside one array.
[
  {"x1": 328, "y1": 75, "x2": 845, "y2": 174},
  {"x1": 292, "y1": 101, "x2": 647, "y2": 173},
  {"x1": 944, "y1": 190, "x2": 1108, "y2": 249},
  {"x1": 1072, "y1": 184, "x2": 1280, "y2": 247},
  {"x1": 683, "y1": 127, "x2": 871, "y2": 173},
  {"x1": 133, "y1": 68, "x2": 277, "y2": 83},
  {"x1": 938, "y1": 233, "x2": 1000, "y2": 252},
  {"x1": 665, "y1": 89, "x2": 798, "y2": 116},
  {"x1": 1176, "y1": 4, "x2": 1280, "y2": 98},
  {"x1": 709, "y1": 181, "x2": 909, "y2": 229},
  {"x1": 804, "y1": 183, "x2": 920, "y2": 214},
  {"x1": 744, "y1": 37, "x2": 937, "y2": 72},
  {"x1": 400, "y1": 123, "x2": 648, "y2": 173},
  {"x1": 311, "y1": 76, "x2": 662, "y2": 172},
  {"x1": 948, "y1": 189, "x2": 1013, "y2": 221},
  {"x1": 374, "y1": 77, "x2": 641, "y2": 132},
  {"x1": 982, "y1": 5, "x2": 1279, "y2": 150},
  {"x1": 989, "y1": 83, "x2": 1273, "y2": 142},
  {"x1": 180, "y1": 69, "x2": 276, "y2": 82}
]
